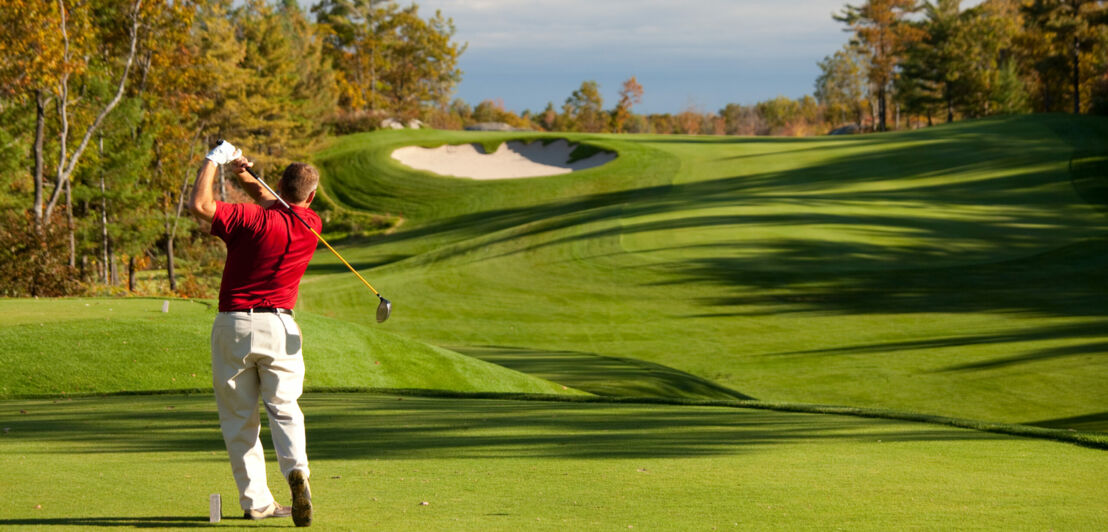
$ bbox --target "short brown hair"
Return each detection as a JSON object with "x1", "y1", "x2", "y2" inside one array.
[{"x1": 280, "y1": 163, "x2": 319, "y2": 203}]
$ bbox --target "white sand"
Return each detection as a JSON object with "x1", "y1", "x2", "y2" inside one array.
[{"x1": 391, "y1": 139, "x2": 616, "y2": 179}]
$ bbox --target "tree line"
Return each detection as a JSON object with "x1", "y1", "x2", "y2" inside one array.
[
  {"x1": 443, "y1": 78, "x2": 832, "y2": 136},
  {"x1": 0, "y1": 0, "x2": 463, "y2": 297},
  {"x1": 820, "y1": 0, "x2": 1108, "y2": 132},
  {"x1": 3, "y1": 0, "x2": 1105, "y2": 297},
  {"x1": 459, "y1": 0, "x2": 1108, "y2": 136}
]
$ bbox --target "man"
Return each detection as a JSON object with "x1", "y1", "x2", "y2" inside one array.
[{"x1": 188, "y1": 140, "x2": 318, "y2": 527}]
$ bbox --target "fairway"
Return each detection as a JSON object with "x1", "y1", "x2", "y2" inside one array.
[
  {"x1": 2, "y1": 394, "x2": 1106, "y2": 530},
  {"x1": 3, "y1": 115, "x2": 1107, "y2": 529},
  {"x1": 302, "y1": 114, "x2": 1108, "y2": 427}
]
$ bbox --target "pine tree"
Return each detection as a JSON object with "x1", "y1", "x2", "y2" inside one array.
[{"x1": 836, "y1": 0, "x2": 926, "y2": 131}]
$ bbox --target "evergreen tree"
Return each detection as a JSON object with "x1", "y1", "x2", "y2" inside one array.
[
  {"x1": 990, "y1": 59, "x2": 1032, "y2": 114},
  {"x1": 836, "y1": 0, "x2": 926, "y2": 131}
]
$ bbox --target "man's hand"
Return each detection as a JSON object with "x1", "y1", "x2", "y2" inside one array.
[
  {"x1": 230, "y1": 156, "x2": 255, "y2": 177},
  {"x1": 206, "y1": 140, "x2": 242, "y2": 165},
  {"x1": 230, "y1": 156, "x2": 278, "y2": 207}
]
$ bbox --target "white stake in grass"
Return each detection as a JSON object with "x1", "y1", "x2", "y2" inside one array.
[{"x1": 209, "y1": 493, "x2": 221, "y2": 523}]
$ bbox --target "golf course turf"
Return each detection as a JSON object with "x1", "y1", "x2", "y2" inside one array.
[
  {"x1": 2, "y1": 394, "x2": 1106, "y2": 529},
  {"x1": 2, "y1": 114, "x2": 1106, "y2": 528}
]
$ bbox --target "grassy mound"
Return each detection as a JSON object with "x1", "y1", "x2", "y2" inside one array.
[
  {"x1": 0, "y1": 298, "x2": 580, "y2": 398},
  {"x1": 303, "y1": 115, "x2": 1108, "y2": 429}
]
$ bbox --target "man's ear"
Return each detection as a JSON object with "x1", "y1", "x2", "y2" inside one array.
[{"x1": 305, "y1": 189, "x2": 316, "y2": 205}]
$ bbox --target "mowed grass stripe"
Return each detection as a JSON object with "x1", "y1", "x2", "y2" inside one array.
[{"x1": 1, "y1": 394, "x2": 1105, "y2": 530}]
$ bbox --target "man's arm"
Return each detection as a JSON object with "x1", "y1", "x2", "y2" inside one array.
[
  {"x1": 189, "y1": 140, "x2": 242, "y2": 224},
  {"x1": 229, "y1": 157, "x2": 278, "y2": 208},
  {"x1": 188, "y1": 159, "x2": 219, "y2": 224}
]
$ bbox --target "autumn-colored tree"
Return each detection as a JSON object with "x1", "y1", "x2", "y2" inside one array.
[
  {"x1": 611, "y1": 76, "x2": 643, "y2": 133},
  {"x1": 719, "y1": 103, "x2": 766, "y2": 135},
  {"x1": 42, "y1": 0, "x2": 145, "y2": 234},
  {"x1": 540, "y1": 102, "x2": 557, "y2": 131},
  {"x1": 757, "y1": 96, "x2": 802, "y2": 135},
  {"x1": 1022, "y1": 0, "x2": 1108, "y2": 113},
  {"x1": 565, "y1": 80, "x2": 606, "y2": 132},
  {"x1": 816, "y1": 44, "x2": 871, "y2": 127},
  {"x1": 0, "y1": 1, "x2": 66, "y2": 231},
  {"x1": 953, "y1": 0, "x2": 1026, "y2": 117},
  {"x1": 377, "y1": 5, "x2": 464, "y2": 116},
  {"x1": 141, "y1": 1, "x2": 208, "y2": 292},
  {"x1": 229, "y1": 0, "x2": 337, "y2": 174},
  {"x1": 314, "y1": 0, "x2": 390, "y2": 111},
  {"x1": 676, "y1": 103, "x2": 703, "y2": 135},
  {"x1": 836, "y1": 0, "x2": 926, "y2": 131},
  {"x1": 468, "y1": 99, "x2": 530, "y2": 128},
  {"x1": 315, "y1": 1, "x2": 464, "y2": 117}
]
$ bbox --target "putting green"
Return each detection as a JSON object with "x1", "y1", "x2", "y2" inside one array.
[{"x1": 1, "y1": 394, "x2": 1104, "y2": 530}]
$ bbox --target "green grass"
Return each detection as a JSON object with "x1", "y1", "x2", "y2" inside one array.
[
  {"x1": 2, "y1": 394, "x2": 1105, "y2": 530},
  {"x1": 302, "y1": 114, "x2": 1108, "y2": 428},
  {"x1": 0, "y1": 298, "x2": 579, "y2": 398},
  {"x1": 3, "y1": 114, "x2": 1107, "y2": 529}
]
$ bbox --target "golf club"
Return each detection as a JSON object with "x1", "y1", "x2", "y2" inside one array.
[{"x1": 218, "y1": 141, "x2": 392, "y2": 322}]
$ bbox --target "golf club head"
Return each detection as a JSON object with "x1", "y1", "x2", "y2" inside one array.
[{"x1": 376, "y1": 297, "x2": 392, "y2": 323}]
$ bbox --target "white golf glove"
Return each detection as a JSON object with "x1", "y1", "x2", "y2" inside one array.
[{"x1": 206, "y1": 140, "x2": 242, "y2": 165}]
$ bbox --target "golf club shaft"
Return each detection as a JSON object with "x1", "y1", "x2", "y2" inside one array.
[{"x1": 243, "y1": 166, "x2": 383, "y2": 299}]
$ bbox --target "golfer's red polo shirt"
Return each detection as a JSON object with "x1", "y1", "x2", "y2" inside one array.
[{"x1": 211, "y1": 201, "x2": 321, "y2": 312}]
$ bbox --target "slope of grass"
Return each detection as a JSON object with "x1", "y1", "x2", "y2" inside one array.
[
  {"x1": 0, "y1": 298, "x2": 580, "y2": 398},
  {"x1": 302, "y1": 115, "x2": 1108, "y2": 429},
  {"x1": 1, "y1": 394, "x2": 1104, "y2": 530}
]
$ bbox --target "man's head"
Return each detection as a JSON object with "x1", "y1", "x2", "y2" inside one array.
[{"x1": 278, "y1": 163, "x2": 319, "y2": 205}]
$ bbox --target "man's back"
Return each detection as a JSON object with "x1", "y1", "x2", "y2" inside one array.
[{"x1": 211, "y1": 202, "x2": 321, "y2": 312}]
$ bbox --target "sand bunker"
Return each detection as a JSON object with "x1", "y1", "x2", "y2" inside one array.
[{"x1": 391, "y1": 139, "x2": 615, "y2": 179}]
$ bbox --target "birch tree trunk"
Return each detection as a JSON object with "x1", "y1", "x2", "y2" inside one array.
[{"x1": 43, "y1": 0, "x2": 143, "y2": 225}]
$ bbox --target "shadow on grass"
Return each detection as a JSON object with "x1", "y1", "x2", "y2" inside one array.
[
  {"x1": 306, "y1": 253, "x2": 412, "y2": 275},
  {"x1": 302, "y1": 395, "x2": 1005, "y2": 460},
  {"x1": 0, "y1": 516, "x2": 214, "y2": 528},
  {"x1": 764, "y1": 319, "x2": 1108, "y2": 374},
  {"x1": 344, "y1": 116, "x2": 1108, "y2": 322},
  {"x1": 450, "y1": 345, "x2": 753, "y2": 400},
  {"x1": 1, "y1": 394, "x2": 1005, "y2": 462},
  {"x1": 1, "y1": 397, "x2": 225, "y2": 455},
  {"x1": 1030, "y1": 411, "x2": 1108, "y2": 432}
]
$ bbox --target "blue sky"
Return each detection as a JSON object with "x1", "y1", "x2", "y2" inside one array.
[
  {"x1": 300, "y1": 1, "x2": 985, "y2": 114},
  {"x1": 413, "y1": 0, "x2": 853, "y2": 114}
]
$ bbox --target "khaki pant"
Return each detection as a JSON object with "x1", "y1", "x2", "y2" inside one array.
[{"x1": 211, "y1": 311, "x2": 310, "y2": 512}]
